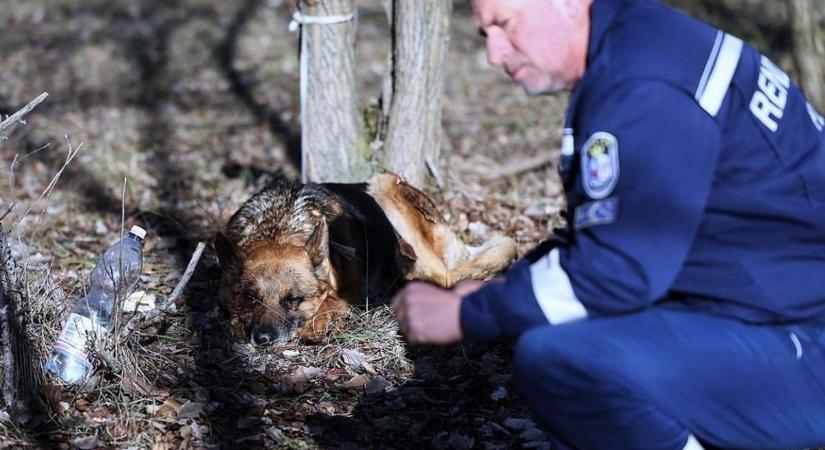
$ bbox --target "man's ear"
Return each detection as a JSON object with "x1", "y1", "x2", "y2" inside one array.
[
  {"x1": 305, "y1": 218, "x2": 330, "y2": 268},
  {"x1": 214, "y1": 232, "x2": 240, "y2": 275}
]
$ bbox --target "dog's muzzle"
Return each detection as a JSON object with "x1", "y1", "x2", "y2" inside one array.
[{"x1": 248, "y1": 316, "x2": 306, "y2": 345}]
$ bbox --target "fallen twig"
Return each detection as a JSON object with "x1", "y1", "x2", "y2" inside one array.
[
  {"x1": 0, "y1": 204, "x2": 14, "y2": 222},
  {"x1": 0, "y1": 92, "x2": 48, "y2": 136},
  {"x1": 163, "y1": 241, "x2": 206, "y2": 310},
  {"x1": 483, "y1": 151, "x2": 557, "y2": 180}
]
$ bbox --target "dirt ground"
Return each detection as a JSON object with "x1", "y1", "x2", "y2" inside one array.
[{"x1": 0, "y1": 1, "x2": 797, "y2": 449}]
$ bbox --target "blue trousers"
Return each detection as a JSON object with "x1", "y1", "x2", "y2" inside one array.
[{"x1": 512, "y1": 307, "x2": 825, "y2": 449}]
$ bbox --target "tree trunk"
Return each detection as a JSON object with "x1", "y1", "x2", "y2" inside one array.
[
  {"x1": 790, "y1": 0, "x2": 825, "y2": 111},
  {"x1": 0, "y1": 227, "x2": 42, "y2": 422},
  {"x1": 299, "y1": 0, "x2": 369, "y2": 183},
  {"x1": 381, "y1": 0, "x2": 452, "y2": 187}
]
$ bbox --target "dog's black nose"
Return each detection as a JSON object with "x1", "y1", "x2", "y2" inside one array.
[{"x1": 251, "y1": 325, "x2": 276, "y2": 345}]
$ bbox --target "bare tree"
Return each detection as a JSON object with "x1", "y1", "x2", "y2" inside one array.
[
  {"x1": 297, "y1": 0, "x2": 368, "y2": 183},
  {"x1": 297, "y1": 0, "x2": 452, "y2": 185},
  {"x1": 789, "y1": 0, "x2": 825, "y2": 111},
  {"x1": 380, "y1": 0, "x2": 452, "y2": 186}
]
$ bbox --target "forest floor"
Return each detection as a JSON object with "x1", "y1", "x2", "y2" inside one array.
[{"x1": 0, "y1": 0, "x2": 794, "y2": 449}]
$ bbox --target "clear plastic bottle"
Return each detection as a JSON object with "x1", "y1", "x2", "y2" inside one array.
[
  {"x1": 89, "y1": 225, "x2": 146, "y2": 298},
  {"x1": 45, "y1": 225, "x2": 147, "y2": 383}
]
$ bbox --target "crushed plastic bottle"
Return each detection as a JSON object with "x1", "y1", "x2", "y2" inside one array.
[{"x1": 45, "y1": 225, "x2": 147, "y2": 384}]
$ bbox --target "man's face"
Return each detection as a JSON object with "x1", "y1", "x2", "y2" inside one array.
[{"x1": 472, "y1": 0, "x2": 588, "y2": 95}]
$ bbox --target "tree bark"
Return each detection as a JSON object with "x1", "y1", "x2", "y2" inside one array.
[
  {"x1": 0, "y1": 226, "x2": 42, "y2": 422},
  {"x1": 381, "y1": 0, "x2": 452, "y2": 187},
  {"x1": 299, "y1": 0, "x2": 369, "y2": 183},
  {"x1": 790, "y1": 0, "x2": 825, "y2": 111}
]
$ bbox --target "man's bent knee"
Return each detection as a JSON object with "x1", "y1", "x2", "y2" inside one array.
[
  {"x1": 512, "y1": 325, "x2": 584, "y2": 396},
  {"x1": 512, "y1": 322, "x2": 638, "y2": 398}
]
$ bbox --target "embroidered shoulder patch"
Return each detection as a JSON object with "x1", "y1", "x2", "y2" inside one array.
[
  {"x1": 574, "y1": 197, "x2": 620, "y2": 230},
  {"x1": 581, "y1": 132, "x2": 619, "y2": 199}
]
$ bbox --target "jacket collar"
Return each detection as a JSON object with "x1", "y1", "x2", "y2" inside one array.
[{"x1": 586, "y1": 0, "x2": 628, "y2": 67}]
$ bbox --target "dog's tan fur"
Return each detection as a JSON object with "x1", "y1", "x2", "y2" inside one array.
[{"x1": 216, "y1": 172, "x2": 517, "y2": 344}]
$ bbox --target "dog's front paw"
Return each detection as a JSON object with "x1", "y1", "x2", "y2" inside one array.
[{"x1": 298, "y1": 291, "x2": 349, "y2": 343}]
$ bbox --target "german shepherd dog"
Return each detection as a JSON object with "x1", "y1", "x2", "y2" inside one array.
[{"x1": 215, "y1": 172, "x2": 517, "y2": 345}]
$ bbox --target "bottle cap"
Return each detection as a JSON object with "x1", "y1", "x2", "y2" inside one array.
[{"x1": 129, "y1": 225, "x2": 147, "y2": 240}]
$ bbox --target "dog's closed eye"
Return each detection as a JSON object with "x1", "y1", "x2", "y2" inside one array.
[
  {"x1": 245, "y1": 288, "x2": 263, "y2": 304},
  {"x1": 280, "y1": 295, "x2": 302, "y2": 309}
]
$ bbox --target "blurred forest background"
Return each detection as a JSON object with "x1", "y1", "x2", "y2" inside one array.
[{"x1": 0, "y1": 0, "x2": 823, "y2": 449}]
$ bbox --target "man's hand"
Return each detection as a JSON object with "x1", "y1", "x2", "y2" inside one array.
[
  {"x1": 452, "y1": 276, "x2": 502, "y2": 297},
  {"x1": 452, "y1": 279, "x2": 486, "y2": 297},
  {"x1": 392, "y1": 282, "x2": 464, "y2": 345}
]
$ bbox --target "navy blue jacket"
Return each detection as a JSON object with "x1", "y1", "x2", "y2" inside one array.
[{"x1": 461, "y1": 0, "x2": 825, "y2": 341}]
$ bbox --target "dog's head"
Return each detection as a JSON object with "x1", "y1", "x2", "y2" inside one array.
[{"x1": 215, "y1": 219, "x2": 346, "y2": 345}]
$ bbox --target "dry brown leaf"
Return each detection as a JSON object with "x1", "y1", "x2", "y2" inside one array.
[
  {"x1": 278, "y1": 366, "x2": 322, "y2": 394},
  {"x1": 73, "y1": 399, "x2": 89, "y2": 412},
  {"x1": 107, "y1": 422, "x2": 129, "y2": 441},
  {"x1": 362, "y1": 361, "x2": 377, "y2": 374},
  {"x1": 41, "y1": 384, "x2": 65, "y2": 415},
  {"x1": 151, "y1": 432, "x2": 177, "y2": 450},
  {"x1": 342, "y1": 374, "x2": 369, "y2": 389},
  {"x1": 324, "y1": 368, "x2": 349, "y2": 380},
  {"x1": 155, "y1": 398, "x2": 182, "y2": 419}
]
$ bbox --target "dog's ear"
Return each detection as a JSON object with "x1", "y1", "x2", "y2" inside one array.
[
  {"x1": 305, "y1": 217, "x2": 329, "y2": 268},
  {"x1": 214, "y1": 232, "x2": 240, "y2": 275}
]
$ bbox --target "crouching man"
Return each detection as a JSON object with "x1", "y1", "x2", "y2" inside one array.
[{"x1": 393, "y1": 0, "x2": 825, "y2": 448}]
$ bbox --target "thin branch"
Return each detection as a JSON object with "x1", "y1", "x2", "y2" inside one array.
[
  {"x1": 163, "y1": 241, "x2": 206, "y2": 309},
  {"x1": 0, "y1": 142, "x2": 52, "y2": 171},
  {"x1": 0, "y1": 93, "x2": 49, "y2": 135},
  {"x1": 483, "y1": 151, "x2": 557, "y2": 180},
  {"x1": 12, "y1": 136, "x2": 82, "y2": 230},
  {"x1": 0, "y1": 204, "x2": 15, "y2": 222},
  {"x1": 6, "y1": 154, "x2": 20, "y2": 209},
  {"x1": 112, "y1": 178, "x2": 128, "y2": 333}
]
